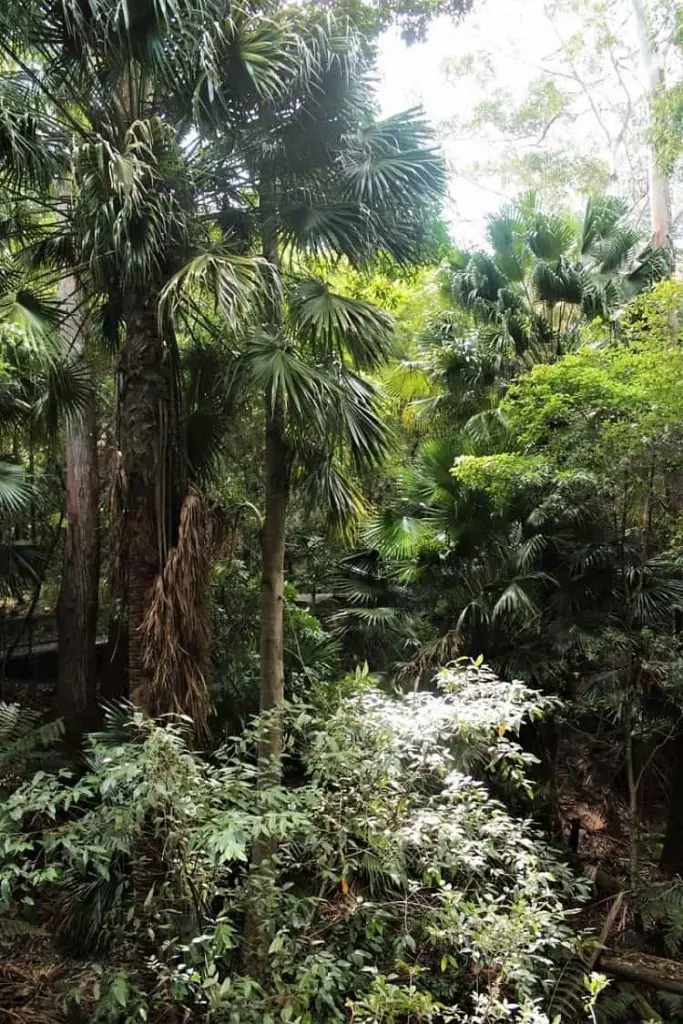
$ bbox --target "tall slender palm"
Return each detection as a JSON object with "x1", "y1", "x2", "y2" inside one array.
[{"x1": 184, "y1": 22, "x2": 447, "y2": 765}]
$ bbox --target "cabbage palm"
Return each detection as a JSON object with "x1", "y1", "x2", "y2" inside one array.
[
  {"x1": 449, "y1": 193, "x2": 669, "y2": 363},
  {"x1": 142, "y1": 8, "x2": 446, "y2": 753},
  {"x1": 0, "y1": 0, "x2": 297, "y2": 717},
  {"x1": 212, "y1": 72, "x2": 444, "y2": 767}
]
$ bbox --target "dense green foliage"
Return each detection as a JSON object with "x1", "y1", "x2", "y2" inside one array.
[
  {"x1": 1, "y1": 666, "x2": 584, "y2": 1023},
  {"x1": 0, "y1": 0, "x2": 681, "y2": 1021}
]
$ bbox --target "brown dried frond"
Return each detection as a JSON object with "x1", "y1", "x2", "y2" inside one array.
[
  {"x1": 0, "y1": 961, "x2": 61, "y2": 1024},
  {"x1": 107, "y1": 449, "x2": 128, "y2": 600},
  {"x1": 396, "y1": 629, "x2": 462, "y2": 691},
  {"x1": 142, "y1": 488, "x2": 213, "y2": 736},
  {"x1": 559, "y1": 800, "x2": 607, "y2": 833}
]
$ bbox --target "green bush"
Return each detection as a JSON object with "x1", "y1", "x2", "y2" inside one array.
[{"x1": 0, "y1": 664, "x2": 586, "y2": 1022}]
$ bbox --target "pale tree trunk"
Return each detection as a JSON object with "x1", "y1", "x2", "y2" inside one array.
[
  {"x1": 258, "y1": 400, "x2": 288, "y2": 768},
  {"x1": 57, "y1": 276, "x2": 100, "y2": 736},
  {"x1": 257, "y1": 194, "x2": 288, "y2": 772},
  {"x1": 632, "y1": 0, "x2": 675, "y2": 258},
  {"x1": 244, "y1": 197, "x2": 289, "y2": 965}
]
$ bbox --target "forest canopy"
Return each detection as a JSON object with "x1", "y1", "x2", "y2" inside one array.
[{"x1": 0, "y1": 0, "x2": 682, "y2": 1022}]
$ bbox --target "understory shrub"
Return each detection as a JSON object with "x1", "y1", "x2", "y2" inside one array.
[{"x1": 0, "y1": 664, "x2": 586, "y2": 1022}]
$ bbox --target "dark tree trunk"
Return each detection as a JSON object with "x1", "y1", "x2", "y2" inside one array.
[
  {"x1": 57, "y1": 277, "x2": 100, "y2": 735},
  {"x1": 258, "y1": 401, "x2": 288, "y2": 768},
  {"x1": 119, "y1": 297, "x2": 171, "y2": 712},
  {"x1": 101, "y1": 596, "x2": 128, "y2": 702},
  {"x1": 661, "y1": 732, "x2": 683, "y2": 875}
]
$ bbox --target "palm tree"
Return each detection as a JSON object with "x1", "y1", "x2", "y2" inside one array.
[
  {"x1": 351, "y1": 193, "x2": 673, "y2": 688},
  {"x1": 0, "y1": 0, "x2": 287, "y2": 721},
  {"x1": 200, "y1": 37, "x2": 446, "y2": 768},
  {"x1": 449, "y1": 193, "x2": 669, "y2": 364}
]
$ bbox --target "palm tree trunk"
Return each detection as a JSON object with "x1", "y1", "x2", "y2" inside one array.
[
  {"x1": 257, "y1": 185, "x2": 288, "y2": 768},
  {"x1": 119, "y1": 296, "x2": 171, "y2": 712},
  {"x1": 243, "y1": 188, "x2": 289, "y2": 965},
  {"x1": 259, "y1": 399, "x2": 288, "y2": 767},
  {"x1": 632, "y1": 0, "x2": 674, "y2": 259},
  {"x1": 57, "y1": 275, "x2": 99, "y2": 735},
  {"x1": 242, "y1": 398, "x2": 289, "y2": 964}
]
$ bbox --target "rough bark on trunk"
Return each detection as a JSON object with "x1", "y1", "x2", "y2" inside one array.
[
  {"x1": 119, "y1": 297, "x2": 171, "y2": 712},
  {"x1": 661, "y1": 731, "x2": 683, "y2": 875},
  {"x1": 632, "y1": 0, "x2": 674, "y2": 258},
  {"x1": 56, "y1": 276, "x2": 100, "y2": 735}
]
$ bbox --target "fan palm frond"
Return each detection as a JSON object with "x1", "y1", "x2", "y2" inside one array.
[
  {"x1": 298, "y1": 458, "x2": 366, "y2": 535},
  {"x1": 34, "y1": 355, "x2": 93, "y2": 433},
  {"x1": 0, "y1": 286, "x2": 61, "y2": 353},
  {"x1": 580, "y1": 195, "x2": 628, "y2": 257},
  {"x1": 342, "y1": 109, "x2": 446, "y2": 210},
  {"x1": 279, "y1": 198, "x2": 370, "y2": 263},
  {"x1": 532, "y1": 257, "x2": 584, "y2": 307},
  {"x1": 364, "y1": 507, "x2": 434, "y2": 559},
  {"x1": 0, "y1": 460, "x2": 32, "y2": 517},
  {"x1": 160, "y1": 251, "x2": 268, "y2": 329},
  {"x1": 527, "y1": 211, "x2": 575, "y2": 261},
  {"x1": 325, "y1": 369, "x2": 388, "y2": 469},
  {"x1": 290, "y1": 278, "x2": 394, "y2": 371}
]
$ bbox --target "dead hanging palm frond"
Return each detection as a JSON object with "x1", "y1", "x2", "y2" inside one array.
[
  {"x1": 107, "y1": 449, "x2": 127, "y2": 606},
  {"x1": 142, "y1": 488, "x2": 213, "y2": 735},
  {"x1": 396, "y1": 628, "x2": 463, "y2": 691}
]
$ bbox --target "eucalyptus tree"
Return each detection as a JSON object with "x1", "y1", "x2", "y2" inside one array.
[{"x1": 632, "y1": 0, "x2": 677, "y2": 258}]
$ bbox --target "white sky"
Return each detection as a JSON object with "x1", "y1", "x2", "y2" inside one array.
[
  {"x1": 375, "y1": 0, "x2": 679, "y2": 248},
  {"x1": 377, "y1": 0, "x2": 557, "y2": 245}
]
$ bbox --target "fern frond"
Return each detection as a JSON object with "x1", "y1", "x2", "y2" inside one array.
[{"x1": 0, "y1": 702, "x2": 64, "y2": 773}]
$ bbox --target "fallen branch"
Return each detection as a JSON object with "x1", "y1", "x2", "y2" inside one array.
[
  {"x1": 599, "y1": 949, "x2": 683, "y2": 996},
  {"x1": 587, "y1": 891, "x2": 624, "y2": 969}
]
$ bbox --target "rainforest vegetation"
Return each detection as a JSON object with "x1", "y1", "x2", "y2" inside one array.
[{"x1": 0, "y1": 0, "x2": 682, "y2": 1021}]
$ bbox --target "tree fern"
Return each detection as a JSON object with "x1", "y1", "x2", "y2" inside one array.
[
  {"x1": 595, "y1": 984, "x2": 637, "y2": 1022},
  {"x1": 639, "y1": 880, "x2": 683, "y2": 956},
  {"x1": 0, "y1": 702, "x2": 64, "y2": 776}
]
